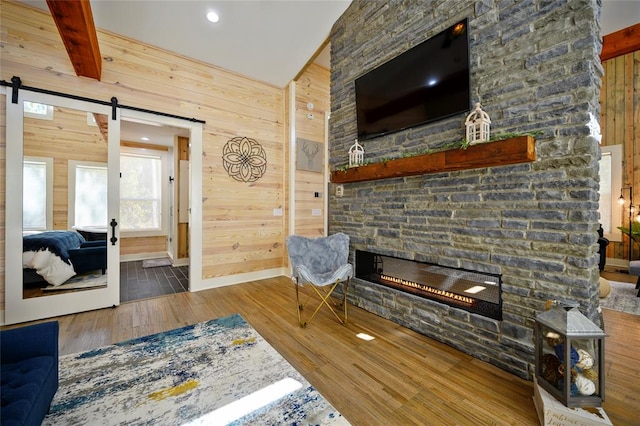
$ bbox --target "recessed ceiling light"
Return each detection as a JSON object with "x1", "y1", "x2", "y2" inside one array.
[
  {"x1": 141, "y1": 137, "x2": 150, "y2": 141},
  {"x1": 207, "y1": 11, "x2": 219, "y2": 23}
]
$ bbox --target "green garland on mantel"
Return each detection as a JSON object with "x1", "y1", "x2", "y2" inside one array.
[{"x1": 333, "y1": 131, "x2": 542, "y2": 173}]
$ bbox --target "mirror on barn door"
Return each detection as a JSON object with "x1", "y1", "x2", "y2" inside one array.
[{"x1": 4, "y1": 89, "x2": 120, "y2": 324}]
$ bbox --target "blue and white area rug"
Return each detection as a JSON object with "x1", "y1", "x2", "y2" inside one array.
[
  {"x1": 43, "y1": 314, "x2": 349, "y2": 425},
  {"x1": 600, "y1": 281, "x2": 640, "y2": 316},
  {"x1": 42, "y1": 272, "x2": 107, "y2": 292}
]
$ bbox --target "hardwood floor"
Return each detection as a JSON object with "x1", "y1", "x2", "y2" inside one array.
[
  {"x1": 6, "y1": 273, "x2": 639, "y2": 425},
  {"x1": 598, "y1": 269, "x2": 639, "y2": 425}
]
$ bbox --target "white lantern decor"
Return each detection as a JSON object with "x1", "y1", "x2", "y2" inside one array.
[
  {"x1": 465, "y1": 103, "x2": 491, "y2": 145},
  {"x1": 348, "y1": 139, "x2": 364, "y2": 168}
]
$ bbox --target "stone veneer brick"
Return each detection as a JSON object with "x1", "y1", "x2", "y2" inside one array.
[{"x1": 329, "y1": 0, "x2": 602, "y2": 379}]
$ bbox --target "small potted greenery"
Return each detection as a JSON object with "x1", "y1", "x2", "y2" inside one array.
[{"x1": 617, "y1": 222, "x2": 640, "y2": 260}]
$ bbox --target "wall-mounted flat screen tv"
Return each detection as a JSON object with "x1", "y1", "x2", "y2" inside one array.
[{"x1": 355, "y1": 18, "x2": 470, "y2": 141}]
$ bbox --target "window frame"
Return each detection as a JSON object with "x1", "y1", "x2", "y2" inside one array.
[
  {"x1": 23, "y1": 101, "x2": 54, "y2": 120},
  {"x1": 23, "y1": 156, "x2": 53, "y2": 231},
  {"x1": 68, "y1": 160, "x2": 108, "y2": 230},
  {"x1": 119, "y1": 146, "x2": 169, "y2": 238}
]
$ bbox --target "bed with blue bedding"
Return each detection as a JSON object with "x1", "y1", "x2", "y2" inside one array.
[{"x1": 23, "y1": 231, "x2": 86, "y2": 286}]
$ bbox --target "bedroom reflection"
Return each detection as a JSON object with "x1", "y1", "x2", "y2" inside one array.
[{"x1": 22, "y1": 103, "x2": 109, "y2": 299}]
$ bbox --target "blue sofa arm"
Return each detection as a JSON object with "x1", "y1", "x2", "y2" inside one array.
[
  {"x1": 1, "y1": 321, "x2": 59, "y2": 426},
  {"x1": 1, "y1": 321, "x2": 59, "y2": 364}
]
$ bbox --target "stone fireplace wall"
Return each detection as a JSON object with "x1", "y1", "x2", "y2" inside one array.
[{"x1": 328, "y1": 0, "x2": 603, "y2": 379}]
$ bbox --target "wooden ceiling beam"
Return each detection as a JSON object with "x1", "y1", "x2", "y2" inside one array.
[
  {"x1": 46, "y1": 0, "x2": 102, "y2": 80},
  {"x1": 601, "y1": 23, "x2": 640, "y2": 62},
  {"x1": 93, "y1": 113, "x2": 108, "y2": 143}
]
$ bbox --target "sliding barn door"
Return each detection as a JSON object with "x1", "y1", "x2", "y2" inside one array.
[{"x1": 4, "y1": 89, "x2": 120, "y2": 324}]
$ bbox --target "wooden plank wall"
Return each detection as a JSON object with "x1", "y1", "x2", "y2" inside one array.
[
  {"x1": 600, "y1": 50, "x2": 640, "y2": 261},
  {"x1": 120, "y1": 236, "x2": 166, "y2": 257},
  {"x1": 294, "y1": 64, "x2": 330, "y2": 237},
  {"x1": 0, "y1": 0, "x2": 286, "y2": 306}
]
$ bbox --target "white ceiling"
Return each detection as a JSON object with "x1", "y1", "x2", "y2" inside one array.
[
  {"x1": 16, "y1": 0, "x2": 637, "y2": 145},
  {"x1": 600, "y1": 0, "x2": 640, "y2": 35},
  {"x1": 20, "y1": 0, "x2": 351, "y2": 88},
  {"x1": 18, "y1": 0, "x2": 636, "y2": 88}
]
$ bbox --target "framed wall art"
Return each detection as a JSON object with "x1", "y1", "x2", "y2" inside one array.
[{"x1": 296, "y1": 138, "x2": 323, "y2": 173}]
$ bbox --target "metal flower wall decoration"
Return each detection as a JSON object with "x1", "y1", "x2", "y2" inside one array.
[{"x1": 222, "y1": 136, "x2": 267, "y2": 183}]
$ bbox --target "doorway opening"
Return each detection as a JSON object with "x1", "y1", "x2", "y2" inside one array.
[{"x1": 118, "y1": 117, "x2": 191, "y2": 303}]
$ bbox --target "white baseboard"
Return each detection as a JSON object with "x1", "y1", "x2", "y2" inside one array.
[
  {"x1": 192, "y1": 267, "x2": 287, "y2": 292},
  {"x1": 171, "y1": 258, "x2": 189, "y2": 267}
]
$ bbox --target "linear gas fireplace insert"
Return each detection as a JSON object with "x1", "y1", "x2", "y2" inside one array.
[{"x1": 355, "y1": 250, "x2": 502, "y2": 320}]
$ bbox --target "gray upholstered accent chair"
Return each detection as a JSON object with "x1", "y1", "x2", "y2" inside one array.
[{"x1": 286, "y1": 233, "x2": 353, "y2": 327}]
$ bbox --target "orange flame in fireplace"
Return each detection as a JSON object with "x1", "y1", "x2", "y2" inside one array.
[{"x1": 380, "y1": 274, "x2": 474, "y2": 305}]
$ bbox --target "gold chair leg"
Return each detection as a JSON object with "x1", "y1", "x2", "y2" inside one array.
[
  {"x1": 342, "y1": 278, "x2": 349, "y2": 324},
  {"x1": 306, "y1": 281, "x2": 342, "y2": 325},
  {"x1": 295, "y1": 278, "x2": 350, "y2": 327},
  {"x1": 296, "y1": 282, "x2": 317, "y2": 327},
  {"x1": 295, "y1": 279, "x2": 305, "y2": 327}
]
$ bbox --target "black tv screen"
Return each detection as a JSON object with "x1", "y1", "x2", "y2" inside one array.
[{"x1": 355, "y1": 19, "x2": 470, "y2": 140}]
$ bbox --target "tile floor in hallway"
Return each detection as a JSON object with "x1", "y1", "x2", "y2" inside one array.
[{"x1": 120, "y1": 260, "x2": 188, "y2": 303}]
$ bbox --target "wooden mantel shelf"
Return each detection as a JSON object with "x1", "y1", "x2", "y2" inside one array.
[{"x1": 330, "y1": 135, "x2": 535, "y2": 184}]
